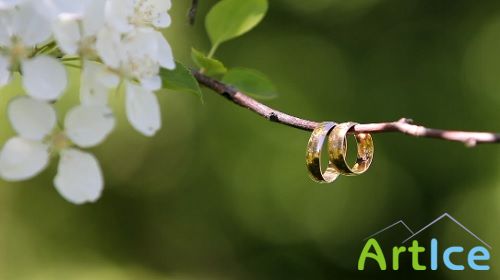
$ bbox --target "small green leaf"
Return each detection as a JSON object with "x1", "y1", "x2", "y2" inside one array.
[
  {"x1": 160, "y1": 61, "x2": 202, "y2": 100},
  {"x1": 222, "y1": 68, "x2": 277, "y2": 99},
  {"x1": 206, "y1": 0, "x2": 268, "y2": 48},
  {"x1": 191, "y1": 48, "x2": 227, "y2": 76}
]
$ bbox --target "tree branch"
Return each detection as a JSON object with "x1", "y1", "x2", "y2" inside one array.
[
  {"x1": 193, "y1": 71, "x2": 500, "y2": 146},
  {"x1": 188, "y1": 0, "x2": 199, "y2": 25}
]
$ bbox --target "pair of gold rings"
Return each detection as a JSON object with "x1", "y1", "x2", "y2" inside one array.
[{"x1": 305, "y1": 122, "x2": 374, "y2": 183}]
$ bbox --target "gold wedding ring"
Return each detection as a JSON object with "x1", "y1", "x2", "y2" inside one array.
[
  {"x1": 328, "y1": 122, "x2": 374, "y2": 176},
  {"x1": 306, "y1": 122, "x2": 340, "y2": 183}
]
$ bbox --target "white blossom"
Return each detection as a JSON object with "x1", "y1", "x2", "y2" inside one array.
[
  {"x1": 0, "y1": 0, "x2": 176, "y2": 204},
  {"x1": 37, "y1": 0, "x2": 106, "y2": 55},
  {"x1": 0, "y1": 97, "x2": 115, "y2": 204},
  {"x1": 105, "y1": 0, "x2": 134, "y2": 33},
  {"x1": 133, "y1": 0, "x2": 172, "y2": 29},
  {"x1": 0, "y1": 4, "x2": 67, "y2": 101},
  {"x1": 97, "y1": 28, "x2": 174, "y2": 87},
  {"x1": 21, "y1": 55, "x2": 68, "y2": 100},
  {"x1": 80, "y1": 60, "x2": 119, "y2": 106},
  {"x1": 0, "y1": 138, "x2": 50, "y2": 181},
  {"x1": 95, "y1": 28, "x2": 173, "y2": 136},
  {"x1": 7, "y1": 95, "x2": 56, "y2": 140},
  {"x1": 105, "y1": 0, "x2": 172, "y2": 32},
  {"x1": 64, "y1": 103, "x2": 115, "y2": 148},
  {"x1": 54, "y1": 148, "x2": 103, "y2": 204},
  {"x1": 126, "y1": 83, "x2": 161, "y2": 136}
]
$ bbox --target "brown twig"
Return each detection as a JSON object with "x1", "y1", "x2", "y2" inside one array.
[
  {"x1": 188, "y1": 0, "x2": 199, "y2": 25},
  {"x1": 193, "y1": 71, "x2": 500, "y2": 146}
]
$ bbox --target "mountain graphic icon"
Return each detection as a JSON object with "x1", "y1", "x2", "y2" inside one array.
[{"x1": 364, "y1": 213, "x2": 491, "y2": 249}]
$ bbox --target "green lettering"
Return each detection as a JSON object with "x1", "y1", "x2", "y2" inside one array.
[
  {"x1": 358, "y1": 238, "x2": 387, "y2": 270},
  {"x1": 408, "y1": 240, "x2": 426, "y2": 270},
  {"x1": 392, "y1": 246, "x2": 406, "y2": 270}
]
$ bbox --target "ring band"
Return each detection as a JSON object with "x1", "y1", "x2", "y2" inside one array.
[
  {"x1": 306, "y1": 122, "x2": 340, "y2": 183},
  {"x1": 328, "y1": 122, "x2": 374, "y2": 176}
]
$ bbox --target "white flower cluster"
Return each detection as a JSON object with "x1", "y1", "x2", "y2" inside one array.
[{"x1": 0, "y1": 0, "x2": 175, "y2": 204}]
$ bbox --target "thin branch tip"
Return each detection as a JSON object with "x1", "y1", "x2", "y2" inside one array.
[
  {"x1": 399, "y1": 118, "x2": 414, "y2": 124},
  {"x1": 465, "y1": 138, "x2": 478, "y2": 148},
  {"x1": 193, "y1": 71, "x2": 500, "y2": 145},
  {"x1": 188, "y1": 0, "x2": 199, "y2": 25}
]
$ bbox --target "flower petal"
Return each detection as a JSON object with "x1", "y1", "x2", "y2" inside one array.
[
  {"x1": 8, "y1": 97, "x2": 56, "y2": 140},
  {"x1": 135, "y1": 0, "x2": 171, "y2": 28},
  {"x1": 82, "y1": 0, "x2": 106, "y2": 36},
  {"x1": 140, "y1": 75, "x2": 161, "y2": 91},
  {"x1": 154, "y1": 12, "x2": 171, "y2": 28},
  {"x1": 126, "y1": 83, "x2": 161, "y2": 137},
  {"x1": 96, "y1": 27, "x2": 122, "y2": 69},
  {"x1": 33, "y1": 0, "x2": 85, "y2": 20},
  {"x1": 155, "y1": 31, "x2": 175, "y2": 70},
  {"x1": 52, "y1": 19, "x2": 81, "y2": 55},
  {"x1": 65, "y1": 105, "x2": 115, "y2": 148},
  {"x1": 54, "y1": 148, "x2": 103, "y2": 204},
  {"x1": 80, "y1": 61, "x2": 118, "y2": 106},
  {"x1": 0, "y1": 14, "x2": 10, "y2": 45},
  {"x1": 0, "y1": 137, "x2": 50, "y2": 181},
  {"x1": 22, "y1": 55, "x2": 68, "y2": 101},
  {"x1": 105, "y1": 0, "x2": 133, "y2": 33},
  {"x1": 12, "y1": 4, "x2": 52, "y2": 46}
]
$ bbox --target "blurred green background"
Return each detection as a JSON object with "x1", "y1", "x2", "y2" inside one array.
[{"x1": 0, "y1": 0, "x2": 499, "y2": 279}]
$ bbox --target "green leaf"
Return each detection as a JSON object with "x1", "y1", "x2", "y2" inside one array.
[
  {"x1": 206, "y1": 0, "x2": 268, "y2": 48},
  {"x1": 191, "y1": 48, "x2": 227, "y2": 76},
  {"x1": 160, "y1": 61, "x2": 202, "y2": 100},
  {"x1": 222, "y1": 68, "x2": 277, "y2": 99}
]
